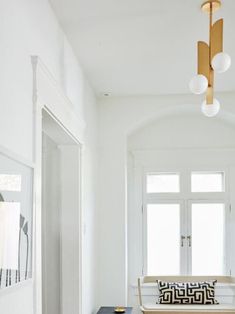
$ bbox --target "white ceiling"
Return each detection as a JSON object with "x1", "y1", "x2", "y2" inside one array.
[{"x1": 49, "y1": 0, "x2": 235, "y2": 97}]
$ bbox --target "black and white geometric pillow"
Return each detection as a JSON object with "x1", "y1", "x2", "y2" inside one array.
[{"x1": 157, "y1": 280, "x2": 219, "y2": 305}]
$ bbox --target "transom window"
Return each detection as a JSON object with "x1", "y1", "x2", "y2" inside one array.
[
  {"x1": 147, "y1": 173, "x2": 180, "y2": 193},
  {"x1": 191, "y1": 171, "x2": 224, "y2": 192},
  {"x1": 144, "y1": 171, "x2": 228, "y2": 276}
]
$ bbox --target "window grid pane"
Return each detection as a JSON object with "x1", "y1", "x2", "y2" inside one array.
[
  {"x1": 191, "y1": 172, "x2": 224, "y2": 192},
  {"x1": 147, "y1": 204, "x2": 180, "y2": 275},
  {"x1": 147, "y1": 173, "x2": 180, "y2": 193},
  {"x1": 191, "y1": 203, "x2": 225, "y2": 275}
]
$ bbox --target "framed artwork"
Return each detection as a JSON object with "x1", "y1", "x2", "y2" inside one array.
[{"x1": 0, "y1": 150, "x2": 33, "y2": 289}]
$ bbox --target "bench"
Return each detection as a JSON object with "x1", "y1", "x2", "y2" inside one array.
[{"x1": 138, "y1": 276, "x2": 235, "y2": 314}]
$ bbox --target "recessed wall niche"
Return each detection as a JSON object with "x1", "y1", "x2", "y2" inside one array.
[{"x1": 0, "y1": 150, "x2": 33, "y2": 290}]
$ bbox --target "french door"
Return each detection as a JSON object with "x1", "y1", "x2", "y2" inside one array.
[{"x1": 144, "y1": 200, "x2": 227, "y2": 276}]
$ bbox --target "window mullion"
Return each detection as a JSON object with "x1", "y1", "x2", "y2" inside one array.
[
  {"x1": 180, "y1": 200, "x2": 186, "y2": 275},
  {"x1": 187, "y1": 201, "x2": 192, "y2": 276}
]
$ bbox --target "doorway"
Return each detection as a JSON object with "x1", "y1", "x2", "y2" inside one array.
[{"x1": 41, "y1": 109, "x2": 81, "y2": 314}]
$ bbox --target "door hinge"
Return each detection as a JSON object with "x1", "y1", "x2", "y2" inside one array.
[
  {"x1": 230, "y1": 204, "x2": 232, "y2": 213},
  {"x1": 142, "y1": 205, "x2": 144, "y2": 214}
]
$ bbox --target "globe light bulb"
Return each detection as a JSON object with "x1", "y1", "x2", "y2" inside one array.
[
  {"x1": 212, "y1": 52, "x2": 231, "y2": 73},
  {"x1": 189, "y1": 75, "x2": 208, "y2": 94},
  {"x1": 201, "y1": 98, "x2": 220, "y2": 117}
]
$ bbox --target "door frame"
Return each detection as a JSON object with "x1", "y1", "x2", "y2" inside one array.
[{"x1": 32, "y1": 56, "x2": 85, "y2": 314}]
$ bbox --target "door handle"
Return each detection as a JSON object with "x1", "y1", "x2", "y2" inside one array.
[
  {"x1": 181, "y1": 236, "x2": 186, "y2": 247},
  {"x1": 187, "y1": 235, "x2": 192, "y2": 247}
]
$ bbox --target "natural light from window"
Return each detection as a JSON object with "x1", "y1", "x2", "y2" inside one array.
[
  {"x1": 147, "y1": 173, "x2": 180, "y2": 193},
  {"x1": 192, "y1": 203, "x2": 225, "y2": 275},
  {"x1": 147, "y1": 203, "x2": 180, "y2": 275},
  {"x1": 145, "y1": 170, "x2": 226, "y2": 276},
  {"x1": 191, "y1": 172, "x2": 224, "y2": 192}
]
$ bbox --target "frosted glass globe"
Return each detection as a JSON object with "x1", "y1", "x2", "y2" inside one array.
[
  {"x1": 189, "y1": 75, "x2": 208, "y2": 94},
  {"x1": 201, "y1": 98, "x2": 220, "y2": 117},
  {"x1": 212, "y1": 52, "x2": 231, "y2": 73}
]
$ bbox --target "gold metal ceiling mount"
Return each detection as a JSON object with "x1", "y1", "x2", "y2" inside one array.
[
  {"x1": 189, "y1": 0, "x2": 231, "y2": 117},
  {"x1": 201, "y1": 0, "x2": 221, "y2": 13}
]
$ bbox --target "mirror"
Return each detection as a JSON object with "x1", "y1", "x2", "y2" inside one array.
[{"x1": 0, "y1": 151, "x2": 33, "y2": 289}]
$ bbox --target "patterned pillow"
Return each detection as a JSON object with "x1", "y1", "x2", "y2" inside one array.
[{"x1": 157, "y1": 280, "x2": 219, "y2": 304}]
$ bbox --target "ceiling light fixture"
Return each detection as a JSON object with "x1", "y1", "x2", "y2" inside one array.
[{"x1": 189, "y1": 0, "x2": 231, "y2": 117}]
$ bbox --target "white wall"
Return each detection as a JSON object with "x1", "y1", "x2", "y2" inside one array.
[
  {"x1": 82, "y1": 82, "x2": 99, "y2": 314},
  {"x1": 129, "y1": 115, "x2": 235, "y2": 150},
  {"x1": 0, "y1": 1, "x2": 98, "y2": 314},
  {"x1": 97, "y1": 93, "x2": 235, "y2": 307}
]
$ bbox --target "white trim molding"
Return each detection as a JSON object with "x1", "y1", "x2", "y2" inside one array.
[
  {"x1": 31, "y1": 56, "x2": 84, "y2": 314},
  {"x1": 31, "y1": 56, "x2": 86, "y2": 156}
]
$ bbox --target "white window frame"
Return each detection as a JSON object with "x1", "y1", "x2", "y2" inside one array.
[{"x1": 142, "y1": 167, "x2": 231, "y2": 276}]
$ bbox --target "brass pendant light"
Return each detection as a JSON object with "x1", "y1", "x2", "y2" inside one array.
[{"x1": 189, "y1": 0, "x2": 231, "y2": 117}]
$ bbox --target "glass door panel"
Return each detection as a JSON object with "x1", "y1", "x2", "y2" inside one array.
[
  {"x1": 146, "y1": 203, "x2": 181, "y2": 275},
  {"x1": 191, "y1": 203, "x2": 225, "y2": 275}
]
